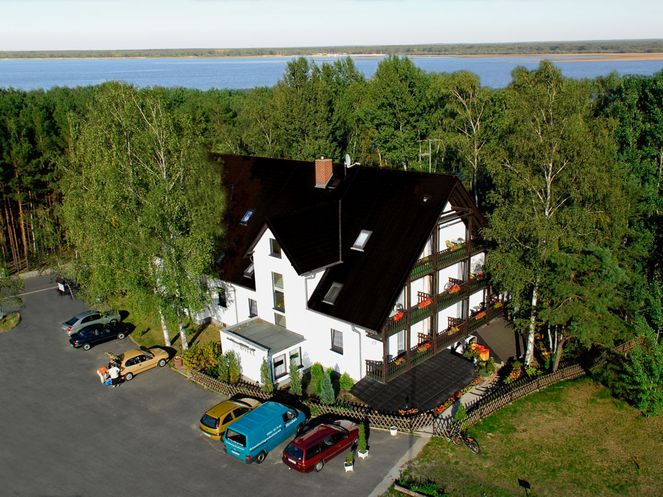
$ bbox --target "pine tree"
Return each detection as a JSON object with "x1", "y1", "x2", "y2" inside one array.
[
  {"x1": 288, "y1": 358, "x2": 302, "y2": 396},
  {"x1": 260, "y1": 358, "x2": 274, "y2": 395},
  {"x1": 216, "y1": 353, "x2": 229, "y2": 383},
  {"x1": 319, "y1": 369, "x2": 335, "y2": 404},
  {"x1": 227, "y1": 351, "x2": 240, "y2": 385}
]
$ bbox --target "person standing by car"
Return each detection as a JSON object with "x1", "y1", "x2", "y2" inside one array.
[{"x1": 108, "y1": 363, "x2": 121, "y2": 388}]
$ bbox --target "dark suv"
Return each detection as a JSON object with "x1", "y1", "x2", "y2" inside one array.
[{"x1": 68, "y1": 323, "x2": 127, "y2": 351}]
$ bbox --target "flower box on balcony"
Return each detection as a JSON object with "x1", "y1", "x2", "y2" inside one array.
[
  {"x1": 418, "y1": 297, "x2": 433, "y2": 309},
  {"x1": 394, "y1": 357, "x2": 406, "y2": 366},
  {"x1": 449, "y1": 326, "x2": 460, "y2": 335},
  {"x1": 417, "y1": 342, "x2": 432, "y2": 353},
  {"x1": 393, "y1": 311, "x2": 405, "y2": 321},
  {"x1": 448, "y1": 284, "x2": 461, "y2": 294},
  {"x1": 493, "y1": 301, "x2": 503, "y2": 309},
  {"x1": 474, "y1": 311, "x2": 486, "y2": 320}
]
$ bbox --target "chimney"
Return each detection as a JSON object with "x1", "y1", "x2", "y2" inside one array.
[{"x1": 315, "y1": 157, "x2": 333, "y2": 188}]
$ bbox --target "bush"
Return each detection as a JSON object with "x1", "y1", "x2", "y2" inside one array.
[
  {"x1": 260, "y1": 358, "x2": 274, "y2": 394},
  {"x1": 288, "y1": 358, "x2": 302, "y2": 396},
  {"x1": 453, "y1": 402, "x2": 467, "y2": 423},
  {"x1": 216, "y1": 353, "x2": 229, "y2": 382},
  {"x1": 307, "y1": 363, "x2": 324, "y2": 396},
  {"x1": 319, "y1": 369, "x2": 335, "y2": 404},
  {"x1": 357, "y1": 421, "x2": 367, "y2": 452},
  {"x1": 339, "y1": 372, "x2": 354, "y2": 391},
  {"x1": 181, "y1": 342, "x2": 221, "y2": 373},
  {"x1": 227, "y1": 351, "x2": 241, "y2": 384},
  {"x1": 620, "y1": 333, "x2": 662, "y2": 416}
]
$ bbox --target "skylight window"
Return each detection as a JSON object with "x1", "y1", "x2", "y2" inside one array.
[
  {"x1": 323, "y1": 282, "x2": 343, "y2": 305},
  {"x1": 351, "y1": 230, "x2": 372, "y2": 251},
  {"x1": 243, "y1": 263, "x2": 254, "y2": 278},
  {"x1": 240, "y1": 209, "x2": 254, "y2": 225}
]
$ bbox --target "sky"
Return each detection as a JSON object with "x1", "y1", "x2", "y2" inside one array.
[{"x1": 0, "y1": 0, "x2": 661, "y2": 51}]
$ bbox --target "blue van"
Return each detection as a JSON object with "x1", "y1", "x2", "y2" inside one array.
[{"x1": 223, "y1": 401, "x2": 307, "y2": 464}]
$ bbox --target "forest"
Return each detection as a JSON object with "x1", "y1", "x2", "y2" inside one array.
[{"x1": 0, "y1": 57, "x2": 661, "y2": 412}]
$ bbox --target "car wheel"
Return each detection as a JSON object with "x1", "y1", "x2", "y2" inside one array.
[
  {"x1": 255, "y1": 451, "x2": 267, "y2": 464},
  {"x1": 158, "y1": 359, "x2": 166, "y2": 367},
  {"x1": 125, "y1": 372, "x2": 134, "y2": 381},
  {"x1": 296, "y1": 423, "x2": 305, "y2": 435},
  {"x1": 83, "y1": 343, "x2": 91, "y2": 351},
  {"x1": 117, "y1": 333, "x2": 126, "y2": 340},
  {"x1": 314, "y1": 460, "x2": 324, "y2": 472}
]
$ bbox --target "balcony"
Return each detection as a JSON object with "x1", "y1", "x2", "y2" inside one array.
[
  {"x1": 409, "y1": 238, "x2": 488, "y2": 280},
  {"x1": 382, "y1": 276, "x2": 484, "y2": 338},
  {"x1": 366, "y1": 300, "x2": 504, "y2": 383}
]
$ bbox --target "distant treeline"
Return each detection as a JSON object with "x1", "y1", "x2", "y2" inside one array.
[{"x1": 2, "y1": 39, "x2": 663, "y2": 59}]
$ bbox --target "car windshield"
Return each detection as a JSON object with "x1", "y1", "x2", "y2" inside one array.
[
  {"x1": 65, "y1": 317, "x2": 79, "y2": 326},
  {"x1": 225, "y1": 429, "x2": 246, "y2": 447},
  {"x1": 284, "y1": 444, "x2": 304, "y2": 461},
  {"x1": 200, "y1": 414, "x2": 219, "y2": 430}
]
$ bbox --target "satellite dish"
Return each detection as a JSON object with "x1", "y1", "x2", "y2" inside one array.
[{"x1": 345, "y1": 154, "x2": 352, "y2": 168}]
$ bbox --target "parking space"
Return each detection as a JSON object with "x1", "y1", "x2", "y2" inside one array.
[{"x1": 0, "y1": 275, "x2": 418, "y2": 497}]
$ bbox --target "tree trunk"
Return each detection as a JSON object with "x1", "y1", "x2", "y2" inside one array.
[
  {"x1": 178, "y1": 315, "x2": 189, "y2": 351},
  {"x1": 524, "y1": 281, "x2": 539, "y2": 367},
  {"x1": 159, "y1": 307, "x2": 172, "y2": 347},
  {"x1": 552, "y1": 332, "x2": 567, "y2": 372}
]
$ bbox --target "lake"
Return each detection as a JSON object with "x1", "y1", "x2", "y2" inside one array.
[{"x1": 0, "y1": 55, "x2": 661, "y2": 90}]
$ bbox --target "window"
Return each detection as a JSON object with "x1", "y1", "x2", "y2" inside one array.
[
  {"x1": 273, "y1": 354, "x2": 286, "y2": 379},
  {"x1": 233, "y1": 407, "x2": 249, "y2": 418},
  {"x1": 225, "y1": 429, "x2": 246, "y2": 447},
  {"x1": 222, "y1": 413, "x2": 233, "y2": 425},
  {"x1": 323, "y1": 282, "x2": 343, "y2": 305},
  {"x1": 217, "y1": 288, "x2": 227, "y2": 308},
  {"x1": 274, "y1": 312, "x2": 287, "y2": 328},
  {"x1": 248, "y1": 298, "x2": 258, "y2": 318},
  {"x1": 270, "y1": 238, "x2": 282, "y2": 258},
  {"x1": 397, "y1": 331, "x2": 405, "y2": 354},
  {"x1": 272, "y1": 272, "x2": 285, "y2": 312},
  {"x1": 331, "y1": 329, "x2": 343, "y2": 354},
  {"x1": 243, "y1": 263, "x2": 254, "y2": 278},
  {"x1": 351, "y1": 229, "x2": 372, "y2": 251},
  {"x1": 240, "y1": 209, "x2": 254, "y2": 225},
  {"x1": 289, "y1": 347, "x2": 302, "y2": 368}
]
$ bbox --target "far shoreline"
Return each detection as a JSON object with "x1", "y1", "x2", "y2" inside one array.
[{"x1": 2, "y1": 52, "x2": 663, "y2": 62}]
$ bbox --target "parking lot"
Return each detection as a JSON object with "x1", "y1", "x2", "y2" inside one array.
[{"x1": 0, "y1": 275, "x2": 420, "y2": 497}]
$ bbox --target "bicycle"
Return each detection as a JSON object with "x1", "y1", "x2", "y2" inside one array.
[{"x1": 439, "y1": 419, "x2": 481, "y2": 454}]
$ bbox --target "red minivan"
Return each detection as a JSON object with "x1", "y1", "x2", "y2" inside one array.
[{"x1": 282, "y1": 420, "x2": 359, "y2": 473}]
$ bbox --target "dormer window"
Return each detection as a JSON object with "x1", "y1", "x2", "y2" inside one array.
[
  {"x1": 351, "y1": 230, "x2": 372, "y2": 251},
  {"x1": 243, "y1": 263, "x2": 254, "y2": 278},
  {"x1": 323, "y1": 282, "x2": 343, "y2": 305},
  {"x1": 270, "y1": 238, "x2": 282, "y2": 258},
  {"x1": 240, "y1": 209, "x2": 254, "y2": 225}
]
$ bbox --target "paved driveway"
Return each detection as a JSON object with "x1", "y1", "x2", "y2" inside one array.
[{"x1": 0, "y1": 275, "x2": 419, "y2": 497}]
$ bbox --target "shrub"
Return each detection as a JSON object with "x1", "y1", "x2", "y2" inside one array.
[
  {"x1": 227, "y1": 351, "x2": 241, "y2": 384},
  {"x1": 182, "y1": 342, "x2": 220, "y2": 373},
  {"x1": 307, "y1": 363, "x2": 324, "y2": 396},
  {"x1": 339, "y1": 372, "x2": 354, "y2": 392},
  {"x1": 288, "y1": 358, "x2": 302, "y2": 396},
  {"x1": 357, "y1": 421, "x2": 368, "y2": 452},
  {"x1": 620, "y1": 333, "x2": 662, "y2": 416},
  {"x1": 319, "y1": 369, "x2": 335, "y2": 404},
  {"x1": 260, "y1": 358, "x2": 274, "y2": 394},
  {"x1": 216, "y1": 353, "x2": 229, "y2": 382},
  {"x1": 453, "y1": 402, "x2": 467, "y2": 423}
]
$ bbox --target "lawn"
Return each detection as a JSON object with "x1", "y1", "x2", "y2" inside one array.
[{"x1": 390, "y1": 378, "x2": 662, "y2": 497}]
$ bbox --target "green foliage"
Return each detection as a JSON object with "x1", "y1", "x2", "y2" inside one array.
[
  {"x1": 319, "y1": 368, "x2": 335, "y2": 404},
  {"x1": 307, "y1": 362, "x2": 324, "y2": 396},
  {"x1": 339, "y1": 372, "x2": 354, "y2": 392},
  {"x1": 357, "y1": 421, "x2": 367, "y2": 452},
  {"x1": 181, "y1": 342, "x2": 220, "y2": 373},
  {"x1": 344, "y1": 450, "x2": 354, "y2": 465},
  {"x1": 260, "y1": 358, "x2": 273, "y2": 394},
  {"x1": 288, "y1": 358, "x2": 302, "y2": 396},
  {"x1": 227, "y1": 351, "x2": 241, "y2": 384},
  {"x1": 453, "y1": 402, "x2": 468, "y2": 423},
  {"x1": 0, "y1": 266, "x2": 23, "y2": 319},
  {"x1": 216, "y1": 353, "x2": 229, "y2": 382},
  {"x1": 0, "y1": 312, "x2": 21, "y2": 331}
]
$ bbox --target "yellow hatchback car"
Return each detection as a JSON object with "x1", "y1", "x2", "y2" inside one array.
[
  {"x1": 108, "y1": 346, "x2": 170, "y2": 381},
  {"x1": 199, "y1": 397, "x2": 262, "y2": 440}
]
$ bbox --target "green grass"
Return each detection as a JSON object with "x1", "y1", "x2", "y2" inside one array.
[
  {"x1": 388, "y1": 378, "x2": 662, "y2": 497},
  {"x1": 0, "y1": 312, "x2": 21, "y2": 332}
]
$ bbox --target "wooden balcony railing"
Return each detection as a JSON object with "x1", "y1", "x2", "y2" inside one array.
[
  {"x1": 366, "y1": 300, "x2": 505, "y2": 383},
  {"x1": 409, "y1": 238, "x2": 488, "y2": 280}
]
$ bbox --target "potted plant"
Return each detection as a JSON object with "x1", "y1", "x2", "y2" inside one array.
[
  {"x1": 344, "y1": 451, "x2": 354, "y2": 472},
  {"x1": 390, "y1": 425, "x2": 398, "y2": 436},
  {"x1": 357, "y1": 422, "x2": 369, "y2": 459},
  {"x1": 173, "y1": 355, "x2": 184, "y2": 369},
  {"x1": 418, "y1": 297, "x2": 433, "y2": 309}
]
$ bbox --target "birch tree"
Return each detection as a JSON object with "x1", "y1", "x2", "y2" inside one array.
[
  {"x1": 61, "y1": 83, "x2": 224, "y2": 349},
  {"x1": 484, "y1": 62, "x2": 628, "y2": 367}
]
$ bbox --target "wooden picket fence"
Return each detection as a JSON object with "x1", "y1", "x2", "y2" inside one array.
[{"x1": 183, "y1": 337, "x2": 644, "y2": 435}]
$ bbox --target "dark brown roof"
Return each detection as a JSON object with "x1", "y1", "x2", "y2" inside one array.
[{"x1": 215, "y1": 154, "x2": 482, "y2": 332}]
